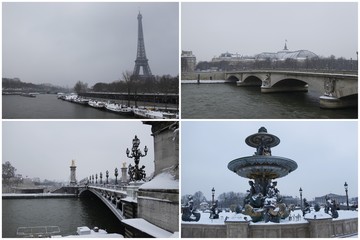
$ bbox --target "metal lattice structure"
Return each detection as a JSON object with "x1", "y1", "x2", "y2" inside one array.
[{"x1": 133, "y1": 12, "x2": 153, "y2": 79}]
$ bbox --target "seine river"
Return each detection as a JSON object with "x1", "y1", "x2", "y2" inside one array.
[
  {"x1": 181, "y1": 83, "x2": 357, "y2": 119},
  {"x1": 2, "y1": 198, "x2": 123, "y2": 238},
  {"x1": 2, "y1": 94, "x2": 132, "y2": 119}
]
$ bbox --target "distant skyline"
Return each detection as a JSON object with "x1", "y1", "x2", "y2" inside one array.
[
  {"x1": 182, "y1": 2, "x2": 358, "y2": 62},
  {"x1": 3, "y1": 122, "x2": 154, "y2": 182},
  {"x1": 182, "y1": 121, "x2": 358, "y2": 201},
  {"x1": 3, "y1": 2, "x2": 179, "y2": 87}
]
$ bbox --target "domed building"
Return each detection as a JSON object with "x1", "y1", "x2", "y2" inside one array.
[{"x1": 255, "y1": 41, "x2": 318, "y2": 61}]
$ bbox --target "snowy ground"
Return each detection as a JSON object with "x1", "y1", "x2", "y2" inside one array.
[{"x1": 182, "y1": 209, "x2": 358, "y2": 225}]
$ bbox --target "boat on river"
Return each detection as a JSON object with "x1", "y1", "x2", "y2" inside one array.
[
  {"x1": 16, "y1": 226, "x2": 123, "y2": 238},
  {"x1": 105, "y1": 102, "x2": 133, "y2": 115},
  {"x1": 133, "y1": 108, "x2": 178, "y2": 119},
  {"x1": 17, "y1": 226, "x2": 61, "y2": 238},
  {"x1": 57, "y1": 226, "x2": 124, "y2": 238},
  {"x1": 73, "y1": 97, "x2": 89, "y2": 105},
  {"x1": 88, "y1": 100, "x2": 105, "y2": 109}
]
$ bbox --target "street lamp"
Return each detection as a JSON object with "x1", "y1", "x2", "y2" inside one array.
[
  {"x1": 299, "y1": 187, "x2": 303, "y2": 210},
  {"x1": 100, "y1": 172, "x2": 103, "y2": 184},
  {"x1": 211, "y1": 187, "x2": 215, "y2": 205},
  {"x1": 115, "y1": 168, "x2": 118, "y2": 185},
  {"x1": 106, "y1": 170, "x2": 109, "y2": 184},
  {"x1": 126, "y1": 135, "x2": 148, "y2": 181},
  {"x1": 344, "y1": 182, "x2": 349, "y2": 210}
]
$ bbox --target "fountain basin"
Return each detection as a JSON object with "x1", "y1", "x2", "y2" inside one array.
[{"x1": 228, "y1": 155, "x2": 298, "y2": 179}]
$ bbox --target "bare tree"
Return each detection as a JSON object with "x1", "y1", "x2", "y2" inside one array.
[{"x1": 2, "y1": 161, "x2": 16, "y2": 185}]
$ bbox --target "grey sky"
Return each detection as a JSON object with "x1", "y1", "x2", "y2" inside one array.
[
  {"x1": 181, "y1": 121, "x2": 358, "y2": 201},
  {"x1": 182, "y1": 2, "x2": 358, "y2": 62},
  {"x1": 3, "y1": 121, "x2": 154, "y2": 183},
  {"x1": 3, "y1": 2, "x2": 179, "y2": 87}
]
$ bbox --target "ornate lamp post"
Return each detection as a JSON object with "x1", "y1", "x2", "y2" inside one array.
[
  {"x1": 211, "y1": 187, "x2": 215, "y2": 205},
  {"x1": 95, "y1": 174, "x2": 98, "y2": 184},
  {"x1": 106, "y1": 170, "x2": 109, "y2": 184},
  {"x1": 89, "y1": 175, "x2": 91, "y2": 184},
  {"x1": 344, "y1": 182, "x2": 349, "y2": 210},
  {"x1": 299, "y1": 187, "x2": 303, "y2": 210},
  {"x1": 92, "y1": 175, "x2": 94, "y2": 184},
  {"x1": 126, "y1": 135, "x2": 148, "y2": 181},
  {"x1": 100, "y1": 172, "x2": 103, "y2": 184},
  {"x1": 114, "y1": 168, "x2": 118, "y2": 185}
]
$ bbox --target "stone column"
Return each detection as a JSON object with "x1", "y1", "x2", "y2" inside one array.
[
  {"x1": 70, "y1": 160, "x2": 77, "y2": 186},
  {"x1": 121, "y1": 162, "x2": 128, "y2": 184}
]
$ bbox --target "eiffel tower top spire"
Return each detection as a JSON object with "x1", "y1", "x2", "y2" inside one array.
[{"x1": 133, "y1": 11, "x2": 153, "y2": 79}]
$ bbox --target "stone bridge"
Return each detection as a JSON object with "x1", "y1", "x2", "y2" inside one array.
[
  {"x1": 225, "y1": 70, "x2": 358, "y2": 108},
  {"x1": 78, "y1": 185, "x2": 137, "y2": 221}
]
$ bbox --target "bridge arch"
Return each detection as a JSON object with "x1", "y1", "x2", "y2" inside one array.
[
  {"x1": 271, "y1": 78, "x2": 308, "y2": 88},
  {"x1": 242, "y1": 75, "x2": 262, "y2": 86},
  {"x1": 226, "y1": 75, "x2": 239, "y2": 82}
]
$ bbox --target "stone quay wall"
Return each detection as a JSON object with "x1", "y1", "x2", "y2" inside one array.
[{"x1": 181, "y1": 217, "x2": 358, "y2": 238}]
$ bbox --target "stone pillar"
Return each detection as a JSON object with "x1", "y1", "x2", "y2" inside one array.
[
  {"x1": 121, "y1": 162, "x2": 128, "y2": 184},
  {"x1": 70, "y1": 160, "x2": 77, "y2": 186},
  {"x1": 306, "y1": 218, "x2": 333, "y2": 238},
  {"x1": 225, "y1": 219, "x2": 250, "y2": 238},
  {"x1": 144, "y1": 122, "x2": 179, "y2": 178}
]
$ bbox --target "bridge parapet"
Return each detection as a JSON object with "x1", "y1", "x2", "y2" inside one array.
[{"x1": 78, "y1": 185, "x2": 139, "y2": 221}]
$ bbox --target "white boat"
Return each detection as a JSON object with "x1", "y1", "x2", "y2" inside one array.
[
  {"x1": 105, "y1": 103, "x2": 133, "y2": 115},
  {"x1": 64, "y1": 94, "x2": 78, "y2": 102},
  {"x1": 162, "y1": 112, "x2": 178, "y2": 119},
  {"x1": 73, "y1": 97, "x2": 89, "y2": 105},
  {"x1": 51, "y1": 226, "x2": 123, "y2": 238},
  {"x1": 88, "y1": 100, "x2": 105, "y2": 109},
  {"x1": 133, "y1": 108, "x2": 178, "y2": 119}
]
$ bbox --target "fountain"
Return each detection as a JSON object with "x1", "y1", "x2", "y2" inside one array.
[
  {"x1": 227, "y1": 127, "x2": 298, "y2": 222},
  {"x1": 182, "y1": 126, "x2": 357, "y2": 238}
]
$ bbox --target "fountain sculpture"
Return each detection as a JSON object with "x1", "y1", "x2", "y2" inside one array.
[{"x1": 227, "y1": 127, "x2": 298, "y2": 222}]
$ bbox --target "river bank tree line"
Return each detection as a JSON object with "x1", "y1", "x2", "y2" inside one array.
[{"x1": 74, "y1": 71, "x2": 179, "y2": 94}]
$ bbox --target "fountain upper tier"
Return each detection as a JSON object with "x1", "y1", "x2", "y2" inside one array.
[
  {"x1": 228, "y1": 127, "x2": 297, "y2": 180},
  {"x1": 245, "y1": 130, "x2": 280, "y2": 148}
]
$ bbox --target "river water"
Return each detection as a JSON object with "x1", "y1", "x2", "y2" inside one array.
[
  {"x1": 2, "y1": 94, "x2": 131, "y2": 119},
  {"x1": 2, "y1": 198, "x2": 123, "y2": 238},
  {"x1": 181, "y1": 83, "x2": 357, "y2": 119}
]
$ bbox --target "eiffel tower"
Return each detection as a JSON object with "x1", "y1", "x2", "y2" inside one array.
[{"x1": 133, "y1": 11, "x2": 153, "y2": 79}]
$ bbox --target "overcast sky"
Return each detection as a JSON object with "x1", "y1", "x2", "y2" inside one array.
[
  {"x1": 182, "y1": 2, "x2": 358, "y2": 61},
  {"x1": 3, "y1": 2, "x2": 179, "y2": 87},
  {"x1": 3, "y1": 121, "x2": 154, "y2": 183},
  {"x1": 182, "y1": 121, "x2": 358, "y2": 201}
]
